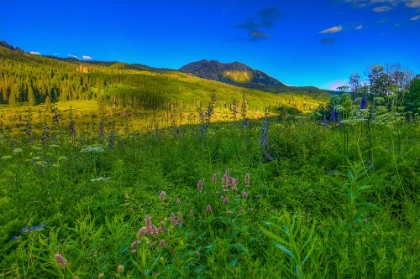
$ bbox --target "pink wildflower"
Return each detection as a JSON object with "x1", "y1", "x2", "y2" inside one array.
[
  {"x1": 159, "y1": 240, "x2": 167, "y2": 246},
  {"x1": 145, "y1": 215, "x2": 152, "y2": 233},
  {"x1": 241, "y1": 192, "x2": 248, "y2": 198},
  {"x1": 222, "y1": 173, "x2": 228, "y2": 187},
  {"x1": 117, "y1": 264, "x2": 124, "y2": 273},
  {"x1": 206, "y1": 204, "x2": 212, "y2": 212},
  {"x1": 98, "y1": 273, "x2": 104, "y2": 279},
  {"x1": 223, "y1": 197, "x2": 229, "y2": 203},
  {"x1": 131, "y1": 249, "x2": 137, "y2": 254},
  {"x1": 245, "y1": 173, "x2": 250, "y2": 185},
  {"x1": 197, "y1": 179, "x2": 203, "y2": 192},
  {"x1": 137, "y1": 227, "x2": 147, "y2": 237},
  {"x1": 54, "y1": 252, "x2": 67, "y2": 269},
  {"x1": 160, "y1": 191, "x2": 167, "y2": 202},
  {"x1": 189, "y1": 209, "x2": 194, "y2": 216},
  {"x1": 212, "y1": 174, "x2": 217, "y2": 184},
  {"x1": 131, "y1": 240, "x2": 139, "y2": 248}
]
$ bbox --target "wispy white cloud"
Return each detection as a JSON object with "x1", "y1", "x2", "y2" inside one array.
[
  {"x1": 82, "y1": 55, "x2": 92, "y2": 60},
  {"x1": 406, "y1": 0, "x2": 420, "y2": 8},
  {"x1": 29, "y1": 51, "x2": 41, "y2": 55},
  {"x1": 410, "y1": 14, "x2": 420, "y2": 20},
  {"x1": 68, "y1": 54, "x2": 79, "y2": 59},
  {"x1": 373, "y1": 5, "x2": 392, "y2": 11},
  {"x1": 355, "y1": 25, "x2": 363, "y2": 30},
  {"x1": 319, "y1": 25, "x2": 343, "y2": 34}
]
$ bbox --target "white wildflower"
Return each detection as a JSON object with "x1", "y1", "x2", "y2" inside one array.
[
  {"x1": 80, "y1": 146, "x2": 105, "y2": 153},
  {"x1": 12, "y1": 148, "x2": 23, "y2": 153},
  {"x1": 91, "y1": 177, "x2": 110, "y2": 182}
]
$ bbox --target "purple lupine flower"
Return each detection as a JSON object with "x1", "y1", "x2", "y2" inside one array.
[
  {"x1": 332, "y1": 109, "x2": 337, "y2": 122},
  {"x1": 360, "y1": 96, "x2": 367, "y2": 109},
  {"x1": 21, "y1": 226, "x2": 28, "y2": 234}
]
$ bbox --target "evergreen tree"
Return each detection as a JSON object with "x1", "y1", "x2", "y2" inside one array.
[{"x1": 28, "y1": 86, "x2": 36, "y2": 106}]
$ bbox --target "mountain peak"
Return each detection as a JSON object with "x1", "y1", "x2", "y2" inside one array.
[{"x1": 179, "y1": 59, "x2": 284, "y2": 87}]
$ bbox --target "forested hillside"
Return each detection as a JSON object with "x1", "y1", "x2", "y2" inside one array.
[{"x1": 0, "y1": 42, "x2": 328, "y2": 115}]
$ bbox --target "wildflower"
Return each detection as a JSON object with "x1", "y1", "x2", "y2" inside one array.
[
  {"x1": 54, "y1": 253, "x2": 67, "y2": 269},
  {"x1": 117, "y1": 264, "x2": 124, "y2": 273},
  {"x1": 363, "y1": 219, "x2": 368, "y2": 223},
  {"x1": 13, "y1": 236, "x2": 18, "y2": 241},
  {"x1": 189, "y1": 209, "x2": 194, "y2": 216},
  {"x1": 223, "y1": 197, "x2": 229, "y2": 204},
  {"x1": 216, "y1": 190, "x2": 220, "y2": 194},
  {"x1": 212, "y1": 174, "x2": 217, "y2": 184},
  {"x1": 131, "y1": 249, "x2": 137, "y2": 254},
  {"x1": 80, "y1": 146, "x2": 105, "y2": 153},
  {"x1": 131, "y1": 240, "x2": 139, "y2": 248},
  {"x1": 138, "y1": 226, "x2": 147, "y2": 237},
  {"x1": 159, "y1": 240, "x2": 167, "y2": 246},
  {"x1": 151, "y1": 241, "x2": 157, "y2": 247},
  {"x1": 241, "y1": 192, "x2": 248, "y2": 198},
  {"x1": 245, "y1": 173, "x2": 250, "y2": 186},
  {"x1": 227, "y1": 210, "x2": 232, "y2": 214},
  {"x1": 206, "y1": 204, "x2": 212, "y2": 212},
  {"x1": 98, "y1": 273, "x2": 104, "y2": 278},
  {"x1": 176, "y1": 198, "x2": 180, "y2": 205},
  {"x1": 360, "y1": 96, "x2": 367, "y2": 109},
  {"x1": 170, "y1": 212, "x2": 178, "y2": 226},
  {"x1": 160, "y1": 191, "x2": 167, "y2": 202},
  {"x1": 222, "y1": 173, "x2": 228, "y2": 187},
  {"x1": 21, "y1": 226, "x2": 28, "y2": 234},
  {"x1": 145, "y1": 215, "x2": 152, "y2": 233},
  {"x1": 197, "y1": 179, "x2": 203, "y2": 193},
  {"x1": 332, "y1": 109, "x2": 337, "y2": 122},
  {"x1": 13, "y1": 148, "x2": 23, "y2": 153},
  {"x1": 74, "y1": 276, "x2": 79, "y2": 279},
  {"x1": 195, "y1": 251, "x2": 200, "y2": 256}
]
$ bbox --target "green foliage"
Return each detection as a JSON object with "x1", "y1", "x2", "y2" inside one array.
[{"x1": 0, "y1": 106, "x2": 419, "y2": 278}]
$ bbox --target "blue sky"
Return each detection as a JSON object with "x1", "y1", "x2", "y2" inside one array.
[{"x1": 1, "y1": 0, "x2": 419, "y2": 89}]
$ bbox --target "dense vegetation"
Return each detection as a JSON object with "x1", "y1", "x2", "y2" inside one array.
[
  {"x1": 0, "y1": 105, "x2": 419, "y2": 278},
  {"x1": 1, "y1": 41, "x2": 420, "y2": 278}
]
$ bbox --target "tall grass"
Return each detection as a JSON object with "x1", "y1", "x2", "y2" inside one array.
[{"x1": 0, "y1": 106, "x2": 419, "y2": 278}]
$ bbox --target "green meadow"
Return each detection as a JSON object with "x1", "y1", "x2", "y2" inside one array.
[
  {"x1": 1, "y1": 45, "x2": 420, "y2": 278},
  {"x1": 1, "y1": 102, "x2": 419, "y2": 278}
]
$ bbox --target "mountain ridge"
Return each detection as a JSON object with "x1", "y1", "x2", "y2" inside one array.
[{"x1": 179, "y1": 59, "x2": 322, "y2": 94}]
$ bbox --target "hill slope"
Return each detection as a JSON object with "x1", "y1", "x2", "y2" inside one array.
[
  {"x1": 179, "y1": 59, "x2": 322, "y2": 94},
  {"x1": 0, "y1": 41, "x2": 328, "y2": 123}
]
